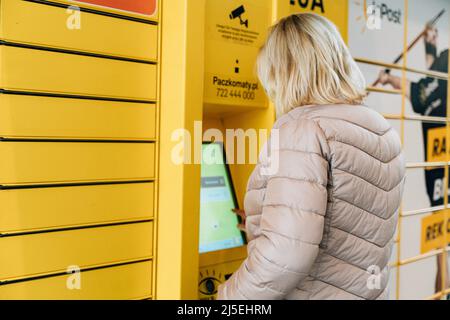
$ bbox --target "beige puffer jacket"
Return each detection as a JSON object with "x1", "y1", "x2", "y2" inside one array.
[{"x1": 218, "y1": 104, "x2": 405, "y2": 300}]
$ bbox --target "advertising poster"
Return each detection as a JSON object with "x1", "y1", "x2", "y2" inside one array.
[
  {"x1": 403, "y1": 0, "x2": 449, "y2": 299},
  {"x1": 407, "y1": 0, "x2": 449, "y2": 73},
  {"x1": 348, "y1": 0, "x2": 450, "y2": 299},
  {"x1": 403, "y1": 0, "x2": 450, "y2": 260},
  {"x1": 348, "y1": 0, "x2": 405, "y2": 62},
  {"x1": 404, "y1": 0, "x2": 449, "y2": 121}
]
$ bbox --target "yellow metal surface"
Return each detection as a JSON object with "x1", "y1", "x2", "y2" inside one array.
[
  {"x1": 199, "y1": 246, "x2": 247, "y2": 268},
  {"x1": 0, "y1": 46, "x2": 157, "y2": 100},
  {"x1": 0, "y1": 0, "x2": 158, "y2": 61},
  {"x1": 0, "y1": 182, "x2": 154, "y2": 234},
  {"x1": 203, "y1": 0, "x2": 270, "y2": 110},
  {"x1": 0, "y1": 261, "x2": 152, "y2": 300},
  {"x1": 0, "y1": 222, "x2": 153, "y2": 281},
  {"x1": 157, "y1": 0, "x2": 204, "y2": 299},
  {"x1": 0, "y1": 142, "x2": 155, "y2": 185},
  {"x1": 0, "y1": 95, "x2": 156, "y2": 140}
]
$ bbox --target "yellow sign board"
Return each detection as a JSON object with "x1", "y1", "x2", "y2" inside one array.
[
  {"x1": 276, "y1": 0, "x2": 349, "y2": 43},
  {"x1": 427, "y1": 126, "x2": 447, "y2": 162},
  {"x1": 421, "y1": 209, "x2": 450, "y2": 254},
  {"x1": 204, "y1": 0, "x2": 270, "y2": 109}
]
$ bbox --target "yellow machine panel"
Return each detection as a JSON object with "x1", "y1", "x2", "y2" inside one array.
[
  {"x1": 199, "y1": 260, "x2": 244, "y2": 300},
  {"x1": 0, "y1": 142, "x2": 155, "y2": 185},
  {"x1": 0, "y1": 261, "x2": 152, "y2": 300},
  {"x1": 0, "y1": 46, "x2": 157, "y2": 100},
  {"x1": 0, "y1": 0, "x2": 158, "y2": 61},
  {"x1": 0, "y1": 222, "x2": 153, "y2": 281},
  {"x1": 198, "y1": 247, "x2": 247, "y2": 299},
  {"x1": 0, "y1": 182, "x2": 154, "y2": 235},
  {"x1": 195, "y1": 0, "x2": 274, "y2": 300},
  {"x1": 0, "y1": 95, "x2": 156, "y2": 140}
]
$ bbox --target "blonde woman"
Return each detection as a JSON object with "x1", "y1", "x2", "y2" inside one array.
[{"x1": 218, "y1": 13, "x2": 405, "y2": 300}]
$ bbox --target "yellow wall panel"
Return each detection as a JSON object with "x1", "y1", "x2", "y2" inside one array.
[
  {"x1": 0, "y1": 46, "x2": 157, "y2": 100},
  {"x1": 0, "y1": 261, "x2": 152, "y2": 300},
  {"x1": 0, "y1": 95, "x2": 156, "y2": 139},
  {"x1": 0, "y1": 142, "x2": 155, "y2": 185},
  {"x1": 0, "y1": 222, "x2": 153, "y2": 281},
  {"x1": 0, "y1": 182, "x2": 154, "y2": 234},
  {"x1": 0, "y1": 0, "x2": 158, "y2": 61},
  {"x1": 157, "y1": 0, "x2": 204, "y2": 299}
]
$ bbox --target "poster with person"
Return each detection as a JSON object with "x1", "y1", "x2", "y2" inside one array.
[
  {"x1": 348, "y1": 0, "x2": 450, "y2": 299},
  {"x1": 371, "y1": 0, "x2": 450, "y2": 299}
]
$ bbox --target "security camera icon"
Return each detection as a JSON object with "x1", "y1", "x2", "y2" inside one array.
[{"x1": 229, "y1": 5, "x2": 249, "y2": 28}]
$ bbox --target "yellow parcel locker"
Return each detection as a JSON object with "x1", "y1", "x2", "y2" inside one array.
[
  {"x1": 0, "y1": 46, "x2": 157, "y2": 100},
  {"x1": 0, "y1": 221, "x2": 153, "y2": 281},
  {"x1": 0, "y1": 0, "x2": 158, "y2": 61},
  {"x1": 0, "y1": 142, "x2": 155, "y2": 185},
  {"x1": 0, "y1": 95, "x2": 156, "y2": 140},
  {"x1": 0, "y1": 261, "x2": 153, "y2": 300},
  {"x1": 0, "y1": 182, "x2": 154, "y2": 234}
]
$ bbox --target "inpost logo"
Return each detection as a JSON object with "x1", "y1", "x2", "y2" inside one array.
[{"x1": 354, "y1": 0, "x2": 402, "y2": 32}]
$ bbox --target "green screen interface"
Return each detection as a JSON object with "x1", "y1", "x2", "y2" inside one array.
[{"x1": 199, "y1": 143, "x2": 245, "y2": 253}]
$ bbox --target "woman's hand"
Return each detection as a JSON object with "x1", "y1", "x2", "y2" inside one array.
[
  {"x1": 376, "y1": 70, "x2": 411, "y2": 97},
  {"x1": 232, "y1": 208, "x2": 246, "y2": 232}
]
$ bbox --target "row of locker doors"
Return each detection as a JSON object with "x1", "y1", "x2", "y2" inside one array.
[{"x1": 1, "y1": 0, "x2": 160, "y2": 299}]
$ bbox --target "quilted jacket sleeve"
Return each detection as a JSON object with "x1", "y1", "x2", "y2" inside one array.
[{"x1": 217, "y1": 118, "x2": 330, "y2": 300}]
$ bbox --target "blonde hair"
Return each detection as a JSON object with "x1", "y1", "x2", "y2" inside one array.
[{"x1": 257, "y1": 13, "x2": 366, "y2": 116}]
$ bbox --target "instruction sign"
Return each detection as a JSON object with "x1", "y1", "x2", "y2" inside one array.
[
  {"x1": 72, "y1": 0, "x2": 158, "y2": 17},
  {"x1": 204, "y1": 0, "x2": 270, "y2": 108},
  {"x1": 421, "y1": 209, "x2": 450, "y2": 254}
]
